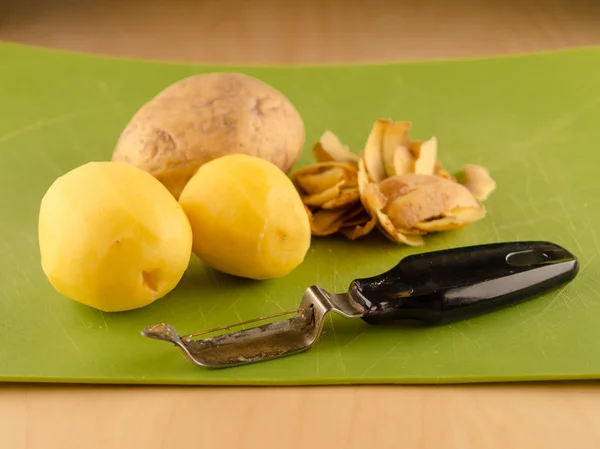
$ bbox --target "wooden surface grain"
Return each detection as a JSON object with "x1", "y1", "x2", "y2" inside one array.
[
  {"x1": 2, "y1": 382, "x2": 600, "y2": 449},
  {"x1": 1, "y1": 0, "x2": 600, "y2": 64},
  {"x1": 1, "y1": 1, "x2": 600, "y2": 448}
]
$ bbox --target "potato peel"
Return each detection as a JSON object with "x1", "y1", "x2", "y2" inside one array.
[
  {"x1": 382, "y1": 174, "x2": 483, "y2": 231},
  {"x1": 363, "y1": 119, "x2": 389, "y2": 183},
  {"x1": 292, "y1": 118, "x2": 496, "y2": 245},
  {"x1": 414, "y1": 137, "x2": 438, "y2": 175},
  {"x1": 375, "y1": 209, "x2": 425, "y2": 246},
  {"x1": 459, "y1": 164, "x2": 497, "y2": 202},
  {"x1": 307, "y1": 207, "x2": 350, "y2": 236},
  {"x1": 292, "y1": 162, "x2": 357, "y2": 194},
  {"x1": 313, "y1": 130, "x2": 360, "y2": 164},
  {"x1": 340, "y1": 205, "x2": 368, "y2": 223},
  {"x1": 434, "y1": 161, "x2": 455, "y2": 181},
  {"x1": 382, "y1": 121, "x2": 412, "y2": 177},
  {"x1": 342, "y1": 214, "x2": 371, "y2": 228},
  {"x1": 362, "y1": 182, "x2": 425, "y2": 246},
  {"x1": 414, "y1": 207, "x2": 487, "y2": 232},
  {"x1": 321, "y1": 187, "x2": 360, "y2": 210},
  {"x1": 339, "y1": 217, "x2": 378, "y2": 240},
  {"x1": 392, "y1": 145, "x2": 414, "y2": 176},
  {"x1": 301, "y1": 181, "x2": 344, "y2": 207}
]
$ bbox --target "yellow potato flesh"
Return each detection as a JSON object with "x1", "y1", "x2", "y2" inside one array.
[
  {"x1": 179, "y1": 154, "x2": 311, "y2": 280},
  {"x1": 38, "y1": 161, "x2": 193, "y2": 312}
]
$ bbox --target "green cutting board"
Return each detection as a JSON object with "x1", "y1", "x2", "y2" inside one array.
[{"x1": 1, "y1": 42, "x2": 599, "y2": 385}]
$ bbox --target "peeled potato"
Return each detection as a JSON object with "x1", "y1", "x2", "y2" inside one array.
[
  {"x1": 112, "y1": 72, "x2": 305, "y2": 199},
  {"x1": 179, "y1": 154, "x2": 311, "y2": 280},
  {"x1": 38, "y1": 162, "x2": 193, "y2": 312}
]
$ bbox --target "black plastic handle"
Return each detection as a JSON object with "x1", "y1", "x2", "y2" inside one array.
[{"x1": 348, "y1": 241, "x2": 579, "y2": 326}]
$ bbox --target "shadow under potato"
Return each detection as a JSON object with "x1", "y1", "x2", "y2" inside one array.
[
  {"x1": 139, "y1": 256, "x2": 313, "y2": 330},
  {"x1": 176, "y1": 258, "x2": 259, "y2": 293},
  {"x1": 310, "y1": 224, "x2": 474, "y2": 255}
]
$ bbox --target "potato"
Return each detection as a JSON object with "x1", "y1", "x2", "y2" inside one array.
[
  {"x1": 178, "y1": 154, "x2": 311, "y2": 280},
  {"x1": 112, "y1": 72, "x2": 305, "y2": 198},
  {"x1": 38, "y1": 161, "x2": 193, "y2": 312}
]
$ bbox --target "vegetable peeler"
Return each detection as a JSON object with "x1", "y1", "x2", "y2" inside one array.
[{"x1": 141, "y1": 241, "x2": 579, "y2": 368}]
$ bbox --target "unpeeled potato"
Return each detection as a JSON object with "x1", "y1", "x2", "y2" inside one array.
[
  {"x1": 178, "y1": 154, "x2": 311, "y2": 280},
  {"x1": 112, "y1": 72, "x2": 306, "y2": 198},
  {"x1": 38, "y1": 161, "x2": 193, "y2": 312}
]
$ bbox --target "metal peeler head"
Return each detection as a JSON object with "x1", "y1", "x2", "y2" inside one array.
[{"x1": 141, "y1": 286, "x2": 364, "y2": 368}]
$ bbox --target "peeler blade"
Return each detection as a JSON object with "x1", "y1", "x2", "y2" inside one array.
[{"x1": 141, "y1": 286, "x2": 365, "y2": 368}]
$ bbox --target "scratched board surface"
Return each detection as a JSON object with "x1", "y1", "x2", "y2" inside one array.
[{"x1": 0, "y1": 42, "x2": 599, "y2": 385}]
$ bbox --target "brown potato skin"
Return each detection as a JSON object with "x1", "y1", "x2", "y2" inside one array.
[{"x1": 112, "y1": 72, "x2": 305, "y2": 198}]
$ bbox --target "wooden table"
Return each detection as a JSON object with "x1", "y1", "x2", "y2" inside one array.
[{"x1": 1, "y1": 1, "x2": 600, "y2": 448}]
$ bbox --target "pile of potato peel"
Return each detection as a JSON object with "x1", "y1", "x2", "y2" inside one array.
[{"x1": 291, "y1": 119, "x2": 496, "y2": 246}]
